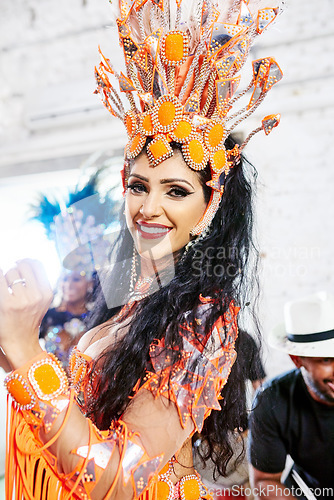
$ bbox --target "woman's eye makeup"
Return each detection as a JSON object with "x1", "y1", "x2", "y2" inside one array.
[
  {"x1": 167, "y1": 185, "x2": 192, "y2": 198},
  {"x1": 127, "y1": 181, "x2": 193, "y2": 197},
  {"x1": 127, "y1": 182, "x2": 147, "y2": 194}
]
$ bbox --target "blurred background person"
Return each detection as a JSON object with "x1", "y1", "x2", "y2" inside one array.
[
  {"x1": 39, "y1": 270, "x2": 94, "y2": 372},
  {"x1": 31, "y1": 169, "x2": 119, "y2": 371}
]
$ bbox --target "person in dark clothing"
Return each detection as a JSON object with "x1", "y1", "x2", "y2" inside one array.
[{"x1": 249, "y1": 292, "x2": 334, "y2": 500}]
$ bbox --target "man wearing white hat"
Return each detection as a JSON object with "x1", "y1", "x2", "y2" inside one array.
[{"x1": 248, "y1": 291, "x2": 334, "y2": 500}]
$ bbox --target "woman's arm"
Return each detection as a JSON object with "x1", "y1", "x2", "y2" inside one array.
[
  {"x1": 0, "y1": 348, "x2": 12, "y2": 372},
  {"x1": 46, "y1": 381, "x2": 193, "y2": 498},
  {"x1": 0, "y1": 260, "x2": 193, "y2": 499},
  {"x1": 5, "y1": 349, "x2": 193, "y2": 499},
  {"x1": 1, "y1": 260, "x2": 237, "y2": 499}
]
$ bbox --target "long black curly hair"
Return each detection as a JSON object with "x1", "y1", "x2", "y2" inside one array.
[{"x1": 87, "y1": 136, "x2": 261, "y2": 477}]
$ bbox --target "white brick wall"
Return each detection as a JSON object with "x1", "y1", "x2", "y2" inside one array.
[
  {"x1": 244, "y1": 0, "x2": 334, "y2": 375},
  {"x1": 0, "y1": 0, "x2": 124, "y2": 164},
  {"x1": 0, "y1": 0, "x2": 333, "y2": 377}
]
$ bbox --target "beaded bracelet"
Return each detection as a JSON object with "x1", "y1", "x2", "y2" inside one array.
[{"x1": 4, "y1": 352, "x2": 69, "y2": 411}]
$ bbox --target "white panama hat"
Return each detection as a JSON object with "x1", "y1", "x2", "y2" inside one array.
[{"x1": 269, "y1": 291, "x2": 334, "y2": 357}]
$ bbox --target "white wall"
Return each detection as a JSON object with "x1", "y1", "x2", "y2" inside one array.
[{"x1": 245, "y1": 0, "x2": 334, "y2": 374}]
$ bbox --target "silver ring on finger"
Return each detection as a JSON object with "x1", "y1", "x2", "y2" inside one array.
[{"x1": 9, "y1": 278, "x2": 27, "y2": 288}]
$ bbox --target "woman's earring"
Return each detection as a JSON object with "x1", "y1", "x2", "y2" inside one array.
[
  {"x1": 129, "y1": 245, "x2": 137, "y2": 293},
  {"x1": 183, "y1": 238, "x2": 197, "y2": 256},
  {"x1": 184, "y1": 223, "x2": 211, "y2": 255}
]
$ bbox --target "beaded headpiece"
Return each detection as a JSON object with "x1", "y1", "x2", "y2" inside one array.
[{"x1": 95, "y1": 0, "x2": 283, "y2": 234}]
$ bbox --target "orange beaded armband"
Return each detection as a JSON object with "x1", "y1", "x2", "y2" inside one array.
[{"x1": 4, "y1": 352, "x2": 69, "y2": 430}]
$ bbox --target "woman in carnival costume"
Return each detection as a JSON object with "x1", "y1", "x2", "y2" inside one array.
[{"x1": 0, "y1": 0, "x2": 283, "y2": 499}]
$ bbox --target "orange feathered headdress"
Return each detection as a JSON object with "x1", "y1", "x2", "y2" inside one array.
[{"x1": 95, "y1": 0, "x2": 283, "y2": 234}]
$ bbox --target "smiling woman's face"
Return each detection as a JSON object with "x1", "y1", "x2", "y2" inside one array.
[{"x1": 124, "y1": 149, "x2": 208, "y2": 261}]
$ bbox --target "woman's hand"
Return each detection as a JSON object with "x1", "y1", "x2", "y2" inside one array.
[{"x1": 0, "y1": 259, "x2": 53, "y2": 369}]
